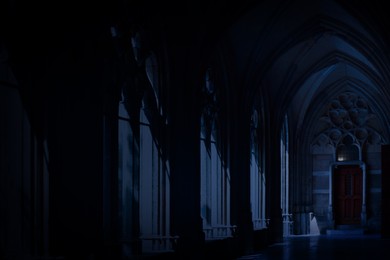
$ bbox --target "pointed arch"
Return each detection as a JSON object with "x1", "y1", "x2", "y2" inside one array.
[{"x1": 200, "y1": 67, "x2": 234, "y2": 240}]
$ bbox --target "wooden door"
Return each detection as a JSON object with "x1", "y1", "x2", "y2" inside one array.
[{"x1": 334, "y1": 165, "x2": 362, "y2": 225}]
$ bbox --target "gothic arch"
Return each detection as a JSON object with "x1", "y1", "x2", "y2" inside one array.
[{"x1": 309, "y1": 91, "x2": 386, "y2": 233}]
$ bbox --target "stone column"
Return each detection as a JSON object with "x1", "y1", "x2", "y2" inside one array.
[
  {"x1": 230, "y1": 108, "x2": 254, "y2": 255},
  {"x1": 168, "y1": 50, "x2": 204, "y2": 258},
  {"x1": 265, "y1": 131, "x2": 283, "y2": 242}
]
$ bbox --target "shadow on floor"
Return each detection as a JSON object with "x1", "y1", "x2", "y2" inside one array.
[{"x1": 237, "y1": 233, "x2": 390, "y2": 260}]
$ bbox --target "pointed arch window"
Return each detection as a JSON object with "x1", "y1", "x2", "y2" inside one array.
[
  {"x1": 118, "y1": 89, "x2": 140, "y2": 256},
  {"x1": 139, "y1": 51, "x2": 172, "y2": 252},
  {"x1": 200, "y1": 68, "x2": 233, "y2": 240},
  {"x1": 118, "y1": 35, "x2": 175, "y2": 255},
  {"x1": 139, "y1": 107, "x2": 172, "y2": 252},
  {"x1": 281, "y1": 115, "x2": 292, "y2": 236},
  {"x1": 250, "y1": 109, "x2": 267, "y2": 230}
]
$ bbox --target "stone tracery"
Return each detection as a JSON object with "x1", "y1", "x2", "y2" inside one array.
[{"x1": 313, "y1": 91, "x2": 385, "y2": 150}]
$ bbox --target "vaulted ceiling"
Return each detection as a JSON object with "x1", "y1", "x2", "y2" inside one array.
[
  {"x1": 2, "y1": 0, "x2": 390, "y2": 141},
  {"x1": 216, "y1": 0, "x2": 390, "y2": 140}
]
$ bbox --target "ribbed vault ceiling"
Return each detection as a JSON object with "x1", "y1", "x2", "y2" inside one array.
[
  {"x1": 221, "y1": 0, "x2": 390, "y2": 138},
  {"x1": 2, "y1": 0, "x2": 389, "y2": 141}
]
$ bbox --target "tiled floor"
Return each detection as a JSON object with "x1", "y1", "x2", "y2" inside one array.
[{"x1": 236, "y1": 234, "x2": 390, "y2": 260}]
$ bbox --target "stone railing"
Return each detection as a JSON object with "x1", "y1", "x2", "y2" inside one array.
[
  {"x1": 203, "y1": 225, "x2": 237, "y2": 240},
  {"x1": 253, "y1": 218, "x2": 270, "y2": 230},
  {"x1": 139, "y1": 235, "x2": 179, "y2": 253}
]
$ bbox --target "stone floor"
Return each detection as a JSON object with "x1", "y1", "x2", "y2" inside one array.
[{"x1": 236, "y1": 234, "x2": 390, "y2": 260}]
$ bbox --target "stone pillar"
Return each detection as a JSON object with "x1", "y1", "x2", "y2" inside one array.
[
  {"x1": 328, "y1": 164, "x2": 335, "y2": 229},
  {"x1": 169, "y1": 100, "x2": 203, "y2": 257},
  {"x1": 265, "y1": 123, "x2": 283, "y2": 242},
  {"x1": 230, "y1": 109, "x2": 254, "y2": 255},
  {"x1": 361, "y1": 163, "x2": 367, "y2": 226},
  {"x1": 168, "y1": 56, "x2": 204, "y2": 258}
]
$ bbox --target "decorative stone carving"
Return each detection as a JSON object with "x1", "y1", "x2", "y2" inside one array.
[
  {"x1": 355, "y1": 128, "x2": 368, "y2": 140},
  {"x1": 367, "y1": 131, "x2": 383, "y2": 145},
  {"x1": 312, "y1": 134, "x2": 334, "y2": 154},
  {"x1": 329, "y1": 128, "x2": 342, "y2": 142},
  {"x1": 313, "y1": 92, "x2": 385, "y2": 151}
]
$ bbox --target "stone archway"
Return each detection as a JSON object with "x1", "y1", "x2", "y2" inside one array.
[{"x1": 310, "y1": 92, "x2": 386, "y2": 234}]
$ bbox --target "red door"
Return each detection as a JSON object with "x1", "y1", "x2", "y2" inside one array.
[{"x1": 334, "y1": 165, "x2": 362, "y2": 225}]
